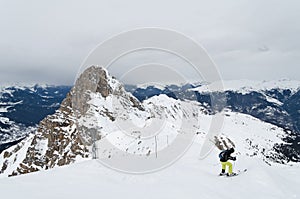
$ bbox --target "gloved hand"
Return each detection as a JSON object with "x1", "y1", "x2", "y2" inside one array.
[{"x1": 232, "y1": 157, "x2": 237, "y2": 161}]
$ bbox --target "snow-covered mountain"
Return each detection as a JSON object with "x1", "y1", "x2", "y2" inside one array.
[
  {"x1": 0, "y1": 66, "x2": 202, "y2": 176},
  {"x1": 127, "y1": 80, "x2": 300, "y2": 162},
  {"x1": 0, "y1": 84, "x2": 71, "y2": 152},
  {"x1": 192, "y1": 79, "x2": 300, "y2": 94},
  {"x1": 0, "y1": 66, "x2": 298, "y2": 178},
  {"x1": 0, "y1": 112, "x2": 299, "y2": 199},
  {"x1": 193, "y1": 80, "x2": 300, "y2": 163}
]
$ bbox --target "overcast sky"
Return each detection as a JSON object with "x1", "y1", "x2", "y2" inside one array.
[{"x1": 0, "y1": 0, "x2": 299, "y2": 85}]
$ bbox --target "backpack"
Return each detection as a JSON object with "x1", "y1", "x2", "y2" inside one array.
[{"x1": 219, "y1": 150, "x2": 226, "y2": 160}]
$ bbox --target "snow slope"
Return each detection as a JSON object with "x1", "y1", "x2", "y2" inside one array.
[
  {"x1": 1, "y1": 66, "x2": 298, "y2": 198},
  {"x1": 1, "y1": 110, "x2": 299, "y2": 199},
  {"x1": 0, "y1": 143, "x2": 299, "y2": 199}
]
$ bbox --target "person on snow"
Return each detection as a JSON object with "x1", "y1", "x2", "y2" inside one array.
[{"x1": 219, "y1": 148, "x2": 237, "y2": 176}]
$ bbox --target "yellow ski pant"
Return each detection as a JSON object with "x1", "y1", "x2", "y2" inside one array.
[{"x1": 221, "y1": 161, "x2": 232, "y2": 174}]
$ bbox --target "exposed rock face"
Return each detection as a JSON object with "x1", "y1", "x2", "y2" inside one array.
[
  {"x1": 71, "y1": 66, "x2": 113, "y2": 115},
  {"x1": 0, "y1": 66, "x2": 296, "y2": 177},
  {"x1": 0, "y1": 66, "x2": 198, "y2": 176},
  {"x1": 214, "y1": 136, "x2": 235, "y2": 151},
  {"x1": 0, "y1": 89, "x2": 89, "y2": 176},
  {"x1": 0, "y1": 66, "x2": 120, "y2": 176}
]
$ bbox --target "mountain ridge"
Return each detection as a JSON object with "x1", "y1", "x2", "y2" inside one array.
[{"x1": 0, "y1": 66, "x2": 299, "y2": 177}]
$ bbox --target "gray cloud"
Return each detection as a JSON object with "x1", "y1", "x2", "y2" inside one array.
[{"x1": 0, "y1": 0, "x2": 299, "y2": 85}]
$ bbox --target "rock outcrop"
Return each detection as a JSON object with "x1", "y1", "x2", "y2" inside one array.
[
  {"x1": 0, "y1": 66, "x2": 120, "y2": 176},
  {"x1": 0, "y1": 66, "x2": 296, "y2": 177}
]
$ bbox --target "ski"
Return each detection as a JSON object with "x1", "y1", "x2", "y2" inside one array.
[
  {"x1": 227, "y1": 169, "x2": 247, "y2": 177},
  {"x1": 218, "y1": 169, "x2": 247, "y2": 177}
]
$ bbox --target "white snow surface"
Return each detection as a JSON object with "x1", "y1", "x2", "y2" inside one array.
[
  {"x1": 0, "y1": 106, "x2": 11, "y2": 113},
  {"x1": 1, "y1": 74, "x2": 299, "y2": 198},
  {"x1": 0, "y1": 142, "x2": 299, "y2": 199},
  {"x1": 136, "y1": 83, "x2": 167, "y2": 90},
  {"x1": 192, "y1": 79, "x2": 300, "y2": 94},
  {"x1": 0, "y1": 135, "x2": 35, "y2": 175},
  {"x1": 0, "y1": 83, "x2": 55, "y2": 91},
  {"x1": 1, "y1": 110, "x2": 299, "y2": 199}
]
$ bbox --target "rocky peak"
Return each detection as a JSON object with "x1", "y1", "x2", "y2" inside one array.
[
  {"x1": 71, "y1": 66, "x2": 113, "y2": 115},
  {"x1": 0, "y1": 66, "x2": 296, "y2": 176},
  {"x1": 0, "y1": 65, "x2": 145, "y2": 176}
]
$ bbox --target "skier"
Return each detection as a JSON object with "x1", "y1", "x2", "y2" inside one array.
[{"x1": 219, "y1": 148, "x2": 237, "y2": 176}]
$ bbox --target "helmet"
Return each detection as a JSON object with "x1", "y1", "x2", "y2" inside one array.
[{"x1": 229, "y1": 148, "x2": 235, "y2": 153}]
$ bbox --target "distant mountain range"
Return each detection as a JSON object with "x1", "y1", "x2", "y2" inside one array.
[
  {"x1": 0, "y1": 84, "x2": 71, "y2": 148},
  {"x1": 1, "y1": 66, "x2": 299, "y2": 177},
  {"x1": 0, "y1": 78, "x2": 299, "y2": 167},
  {"x1": 126, "y1": 81, "x2": 300, "y2": 162},
  {"x1": 1, "y1": 82, "x2": 299, "y2": 135},
  {"x1": 125, "y1": 80, "x2": 300, "y2": 134}
]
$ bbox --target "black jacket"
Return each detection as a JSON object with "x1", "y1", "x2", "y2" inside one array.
[{"x1": 219, "y1": 149, "x2": 236, "y2": 162}]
